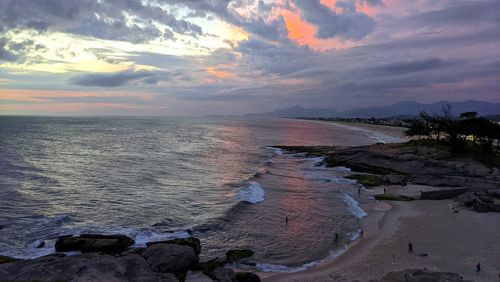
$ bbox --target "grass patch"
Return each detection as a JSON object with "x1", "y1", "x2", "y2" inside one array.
[
  {"x1": 374, "y1": 194, "x2": 412, "y2": 201},
  {"x1": 345, "y1": 174, "x2": 384, "y2": 187}
]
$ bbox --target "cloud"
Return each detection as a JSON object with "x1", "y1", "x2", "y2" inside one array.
[
  {"x1": 0, "y1": 0, "x2": 204, "y2": 43},
  {"x1": 70, "y1": 70, "x2": 163, "y2": 87},
  {"x1": 292, "y1": 0, "x2": 376, "y2": 40}
]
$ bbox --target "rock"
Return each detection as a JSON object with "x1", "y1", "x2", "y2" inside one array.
[
  {"x1": 0, "y1": 252, "x2": 174, "y2": 282},
  {"x1": 226, "y1": 249, "x2": 254, "y2": 263},
  {"x1": 380, "y1": 269, "x2": 473, "y2": 282},
  {"x1": 147, "y1": 237, "x2": 201, "y2": 255},
  {"x1": 71, "y1": 253, "x2": 173, "y2": 282},
  {"x1": 142, "y1": 243, "x2": 198, "y2": 273},
  {"x1": 193, "y1": 258, "x2": 227, "y2": 279},
  {"x1": 476, "y1": 193, "x2": 494, "y2": 203},
  {"x1": 0, "y1": 255, "x2": 18, "y2": 265},
  {"x1": 0, "y1": 253, "x2": 99, "y2": 281},
  {"x1": 418, "y1": 253, "x2": 428, "y2": 257},
  {"x1": 212, "y1": 267, "x2": 236, "y2": 282},
  {"x1": 457, "y1": 192, "x2": 475, "y2": 207},
  {"x1": 55, "y1": 234, "x2": 135, "y2": 253},
  {"x1": 235, "y1": 272, "x2": 260, "y2": 282},
  {"x1": 419, "y1": 188, "x2": 469, "y2": 200},
  {"x1": 487, "y1": 189, "x2": 500, "y2": 199},
  {"x1": 36, "y1": 240, "x2": 46, "y2": 248}
]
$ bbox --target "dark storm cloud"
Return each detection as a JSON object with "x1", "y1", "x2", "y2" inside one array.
[
  {"x1": 0, "y1": 0, "x2": 203, "y2": 42},
  {"x1": 292, "y1": 0, "x2": 376, "y2": 39}
]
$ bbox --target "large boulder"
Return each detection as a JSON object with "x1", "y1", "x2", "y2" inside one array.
[
  {"x1": 226, "y1": 249, "x2": 254, "y2": 263},
  {"x1": 55, "y1": 234, "x2": 135, "y2": 253},
  {"x1": 142, "y1": 243, "x2": 198, "y2": 273},
  {"x1": 146, "y1": 238, "x2": 201, "y2": 255},
  {"x1": 379, "y1": 269, "x2": 472, "y2": 282},
  {"x1": 235, "y1": 272, "x2": 260, "y2": 282},
  {"x1": 212, "y1": 267, "x2": 236, "y2": 282}
]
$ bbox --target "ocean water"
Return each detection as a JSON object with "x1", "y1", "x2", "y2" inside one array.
[{"x1": 0, "y1": 116, "x2": 386, "y2": 270}]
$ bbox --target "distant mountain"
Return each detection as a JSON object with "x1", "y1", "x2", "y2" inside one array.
[
  {"x1": 245, "y1": 100, "x2": 500, "y2": 118},
  {"x1": 245, "y1": 105, "x2": 340, "y2": 118}
]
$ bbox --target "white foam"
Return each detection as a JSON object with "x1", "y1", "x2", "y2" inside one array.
[
  {"x1": 256, "y1": 260, "x2": 320, "y2": 273},
  {"x1": 331, "y1": 166, "x2": 351, "y2": 172},
  {"x1": 339, "y1": 192, "x2": 368, "y2": 219},
  {"x1": 266, "y1": 147, "x2": 283, "y2": 155},
  {"x1": 239, "y1": 181, "x2": 265, "y2": 204}
]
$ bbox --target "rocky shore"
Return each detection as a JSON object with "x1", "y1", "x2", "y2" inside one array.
[
  {"x1": 275, "y1": 142, "x2": 500, "y2": 213},
  {"x1": 0, "y1": 235, "x2": 260, "y2": 282}
]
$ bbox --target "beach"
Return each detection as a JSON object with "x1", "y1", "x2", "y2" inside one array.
[{"x1": 263, "y1": 121, "x2": 500, "y2": 282}]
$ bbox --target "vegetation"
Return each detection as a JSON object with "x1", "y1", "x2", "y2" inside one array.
[
  {"x1": 405, "y1": 106, "x2": 500, "y2": 160},
  {"x1": 345, "y1": 174, "x2": 384, "y2": 187}
]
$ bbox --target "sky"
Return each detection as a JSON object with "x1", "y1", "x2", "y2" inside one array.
[{"x1": 0, "y1": 0, "x2": 499, "y2": 116}]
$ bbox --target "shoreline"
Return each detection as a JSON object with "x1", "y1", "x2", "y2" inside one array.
[{"x1": 261, "y1": 119, "x2": 499, "y2": 281}]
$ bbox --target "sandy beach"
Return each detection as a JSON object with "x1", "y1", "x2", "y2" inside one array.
[{"x1": 262, "y1": 120, "x2": 500, "y2": 282}]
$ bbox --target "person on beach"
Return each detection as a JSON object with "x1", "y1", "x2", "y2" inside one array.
[
  {"x1": 476, "y1": 263, "x2": 481, "y2": 274},
  {"x1": 358, "y1": 187, "x2": 361, "y2": 196},
  {"x1": 334, "y1": 232, "x2": 339, "y2": 243},
  {"x1": 408, "y1": 242, "x2": 414, "y2": 253},
  {"x1": 360, "y1": 229, "x2": 364, "y2": 238},
  {"x1": 384, "y1": 188, "x2": 386, "y2": 194},
  {"x1": 285, "y1": 216, "x2": 288, "y2": 225}
]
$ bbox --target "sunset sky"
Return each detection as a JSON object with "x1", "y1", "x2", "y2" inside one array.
[{"x1": 0, "y1": 0, "x2": 499, "y2": 115}]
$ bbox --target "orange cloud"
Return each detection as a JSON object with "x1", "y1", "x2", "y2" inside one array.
[
  {"x1": 206, "y1": 65, "x2": 234, "y2": 79},
  {"x1": 282, "y1": 10, "x2": 354, "y2": 50}
]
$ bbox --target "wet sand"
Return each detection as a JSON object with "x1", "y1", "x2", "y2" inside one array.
[{"x1": 265, "y1": 196, "x2": 500, "y2": 281}]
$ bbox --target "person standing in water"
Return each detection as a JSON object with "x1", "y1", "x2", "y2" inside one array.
[
  {"x1": 285, "y1": 216, "x2": 288, "y2": 226},
  {"x1": 476, "y1": 263, "x2": 481, "y2": 274},
  {"x1": 408, "y1": 242, "x2": 414, "y2": 253},
  {"x1": 334, "y1": 232, "x2": 339, "y2": 243}
]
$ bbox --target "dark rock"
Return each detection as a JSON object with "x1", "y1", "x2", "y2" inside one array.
[
  {"x1": 0, "y1": 252, "x2": 172, "y2": 282},
  {"x1": 55, "y1": 233, "x2": 135, "y2": 253},
  {"x1": 487, "y1": 189, "x2": 500, "y2": 199},
  {"x1": 420, "y1": 188, "x2": 469, "y2": 200},
  {"x1": 380, "y1": 269, "x2": 473, "y2": 282},
  {"x1": 0, "y1": 255, "x2": 18, "y2": 265},
  {"x1": 235, "y1": 272, "x2": 260, "y2": 282},
  {"x1": 226, "y1": 249, "x2": 254, "y2": 263},
  {"x1": 457, "y1": 192, "x2": 475, "y2": 207},
  {"x1": 476, "y1": 193, "x2": 494, "y2": 203},
  {"x1": 212, "y1": 267, "x2": 236, "y2": 282},
  {"x1": 418, "y1": 253, "x2": 428, "y2": 257},
  {"x1": 142, "y1": 243, "x2": 198, "y2": 273},
  {"x1": 36, "y1": 240, "x2": 45, "y2": 248},
  {"x1": 147, "y1": 237, "x2": 201, "y2": 254},
  {"x1": 193, "y1": 258, "x2": 226, "y2": 279}
]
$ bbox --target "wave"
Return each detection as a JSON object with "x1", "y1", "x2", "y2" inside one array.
[
  {"x1": 266, "y1": 146, "x2": 283, "y2": 155},
  {"x1": 338, "y1": 192, "x2": 368, "y2": 219},
  {"x1": 238, "y1": 181, "x2": 265, "y2": 204}
]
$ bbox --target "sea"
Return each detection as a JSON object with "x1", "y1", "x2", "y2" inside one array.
[{"x1": 0, "y1": 116, "x2": 401, "y2": 272}]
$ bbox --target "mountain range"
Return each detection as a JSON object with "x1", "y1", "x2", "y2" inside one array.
[{"x1": 245, "y1": 100, "x2": 500, "y2": 119}]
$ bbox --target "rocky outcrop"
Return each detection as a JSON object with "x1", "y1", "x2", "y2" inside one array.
[
  {"x1": 379, "y1": 269, "x2": 473, "y2": 282},
  {"x1": 0, "y1": 236, "x2": 259, "y2": 282},
  {"x1": 142, "y1": 243, "x2": 198, "y2": 273},
  {"x1": 235, "y1": 272, "x2": 261, "y2": 282},
  {"x1": 146, "y1": 238, "x2": 201, "y2": 255},
  {"x1": 55, "y1": 234, "x2": 135, "y2": 253},
  {"x1": 458, "y1": 192, "x2": 500, "y2": 213},
  {"x1": 226, "y1": 249, "x2": 255, "y2": 263},
  {"x1": 419, "y1": 188, "x2": 469, "y2": 200}
]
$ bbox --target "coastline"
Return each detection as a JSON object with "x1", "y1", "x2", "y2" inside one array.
[{"x1": 261, "y1": 119, "x2": 500, "y2": 282}]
